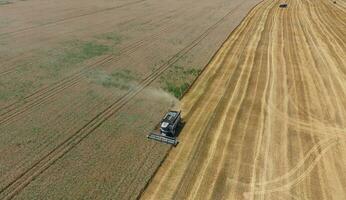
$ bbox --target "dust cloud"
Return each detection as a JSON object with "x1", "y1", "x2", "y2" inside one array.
[{"x1": 142, "y1": 86, "x2": 180, "y2": 110}]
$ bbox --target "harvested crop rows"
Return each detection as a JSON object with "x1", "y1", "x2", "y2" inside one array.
[{"x1": 142, "y1": 0, "x2": 346, "y2": 199}]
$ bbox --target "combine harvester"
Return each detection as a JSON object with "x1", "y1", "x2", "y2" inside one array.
[
  {"x1": 279, "y1": 3, "x2": 288, "y2": 8},
  {"x1": 147, "y1": 111, "x2": 182, "y2": 146}
]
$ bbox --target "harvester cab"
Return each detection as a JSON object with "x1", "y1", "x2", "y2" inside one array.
[{"x1": 147, "y1": 111, "x2": 182, "y2": 146}]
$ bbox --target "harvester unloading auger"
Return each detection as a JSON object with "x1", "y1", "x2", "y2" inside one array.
[{"x1": 147, "y1": 111, "x2": 182, "y2": 146}]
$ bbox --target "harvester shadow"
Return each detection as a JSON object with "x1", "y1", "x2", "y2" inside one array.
[{"x1": 175, "y1": 120, "x2": 186, "y2": 138}]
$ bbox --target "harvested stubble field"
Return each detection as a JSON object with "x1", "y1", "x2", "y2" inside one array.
[
  {"x1": 0, "y1": 0, "x2": 262, "y2": 199},
  {"x1": 142, "y1": 0, "x2": 346, "y2": 199}
]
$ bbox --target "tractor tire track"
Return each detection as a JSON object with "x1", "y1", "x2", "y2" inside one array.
[
  {"x1": 0, "y1": 0, "x2": 148, "y2": 38},
  {"x1": 0, "y1": 24, "x2": 174, "y2": 126},
  {"x1": 0, "y1": 0, "x2": 215, "y2": 126},
  {"x1": 0, "y1": 2, "x2": 186, "y2": 77},
  {"x1": 0, "y1": 6, "x2": 236, "y2": 198}
]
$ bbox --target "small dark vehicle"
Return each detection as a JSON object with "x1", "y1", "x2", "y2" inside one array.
[
  {"x1": 147, "y1": 111, "x2": 182, "y2": 146},
  {"x1": 279, "y1": 3, "x2": 288, "y2": 8}
]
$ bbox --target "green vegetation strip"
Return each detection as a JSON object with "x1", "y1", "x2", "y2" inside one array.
[
  {"x1": 0, "y1": 0, "x2": 12, "y2": 5},
  {"x1": 87, "y1": 69, "x2": 138, "y2": 90},
  {"x1": 160, "y1": 65, "x2": 201, "y2": 98}
]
